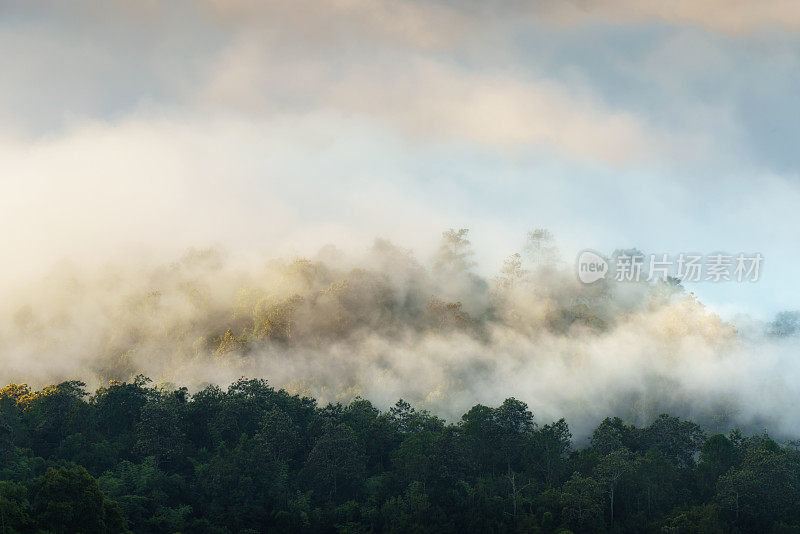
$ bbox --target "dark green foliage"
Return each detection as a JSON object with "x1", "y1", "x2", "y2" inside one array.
[
  {"x1": 28, "y1": 466, "x2": 128, "y2": 534},
  {"x1": 2, "y1": 378, "x2": 800, "y2": 533}
]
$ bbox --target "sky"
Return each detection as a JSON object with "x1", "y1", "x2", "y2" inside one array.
[{"x1": 1, "y1": 0, "x2": 799, "y2": 320}]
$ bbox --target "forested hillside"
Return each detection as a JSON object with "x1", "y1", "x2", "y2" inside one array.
[
  {"x1": 6, "y1": 232, "x2": 796, "y2": 438},
  {"x1": 2, "y1": 377, "x2": 798, "y2": 533}
]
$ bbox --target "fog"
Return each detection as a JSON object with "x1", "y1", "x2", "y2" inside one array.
[{"x1": 1, "y1": 230, "x2": 797, "y2": 439}]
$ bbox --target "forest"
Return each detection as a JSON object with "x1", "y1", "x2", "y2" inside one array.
[
  {"x1": 2, "y1": 231, "x2": 799, "y2": 533},
  {"x1": 1, "y1": 376, "x2": 799, "y2": 533},
  {"x1": 5, "y1": 230, "x2": 795, "y2": 438}
]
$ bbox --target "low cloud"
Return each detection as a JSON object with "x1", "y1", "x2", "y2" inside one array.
[{"x1": 2, "y1": 234, "x2": 798, "y2": 439}]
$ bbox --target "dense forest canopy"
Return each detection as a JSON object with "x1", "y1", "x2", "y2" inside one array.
[
  {"x1": 1, "y1": 230, "x2": 798, "y2": 439},
  {"x1": 1, "y1": 377, "x2": 799, "y2": 533}
]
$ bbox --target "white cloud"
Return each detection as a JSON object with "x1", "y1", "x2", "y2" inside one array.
[
  {"x1": 547, "y1": 0, "x2": 800, "y2": 35},
  {"x1": 199, "y1": 33, "x2": 658, "y2": 165},
  {"x1": 0, "y1": 111, "x2": 458, "y2": 288},
  {"x1": 0, "y1": 0, "x2": 684, "y2": 166}
]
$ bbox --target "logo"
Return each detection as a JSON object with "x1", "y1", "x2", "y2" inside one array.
[
  {"x1": 577, "y1": 250, "x2": 608, "y2": 284},
  {"x1": 575, "y1": 250, "x2": 763, "y2": 284}
]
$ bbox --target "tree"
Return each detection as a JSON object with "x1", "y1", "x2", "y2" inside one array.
[
  {"x1": 715, "y1": 446, "x2": 800, "y2": 530},
  {"x1": 590, "y1": 417, "x2": 637, "y2": 456},
  {"x1": 561, "y1": 473, "x2": 604, "y2": 532},
  {"x1": 529, "y1": 418, "x2": 572, "y2": 486},
  {"x1": 660, "y1": 504, "x2": 723, "y2": 534},
  {"x1": 17, "y1": 381, "x2": 88, "y2": 457},
  {"x1": 28, "y1": 466, "x2": 127, "y2": 534},
  {"x1": 134, "y1": 389, "x2": 187, "y2": 471},
  {"x1": 380, "y1": 482, "x2": 442, "y2": 534},
  {"x1": 642, "y1": 414, "x2": 706, "y2": 468},
  {"x1": 195, "y1": 435, "x2": 286, "y2": 531},
  {"x1": 0, "y1": 481, "x2": 32, "y2": 533},
  {"x1": 495, "y1": 253, "x2": 527, "y2": 291},
  {"x1": 257, "y1": 406, "x2": 301, "y2": 464},
  {"x1": 697, "y1": 434, "x2": 737, "y2": 498},
  {"x1": 460, "y1": 404, "x2": 497, "y2": 474},
  {"x1": 493, "y1": 398, "x2": 536, "y2": 472},
  {"x1": 435, "y1": 228, "x2": 476, "y2": 275},
  {"x1": 768, "y1": 310, "x2": 800, "y2": 337},
  {"x1": 392, "y1": 431, "x2": 439, "y2": 488},
  {"x1": 304, "y1": 424, "x2": 366, "y2": 501},
  {"x1": 91, "y1": 376, "x2": 153, "y2": 452},
  {"x1": 595, "y1": 449, "x2": 634, "y2": 529},
  {"x1": 524, "y1": 229, "x2": 558, "y2": 267}
]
